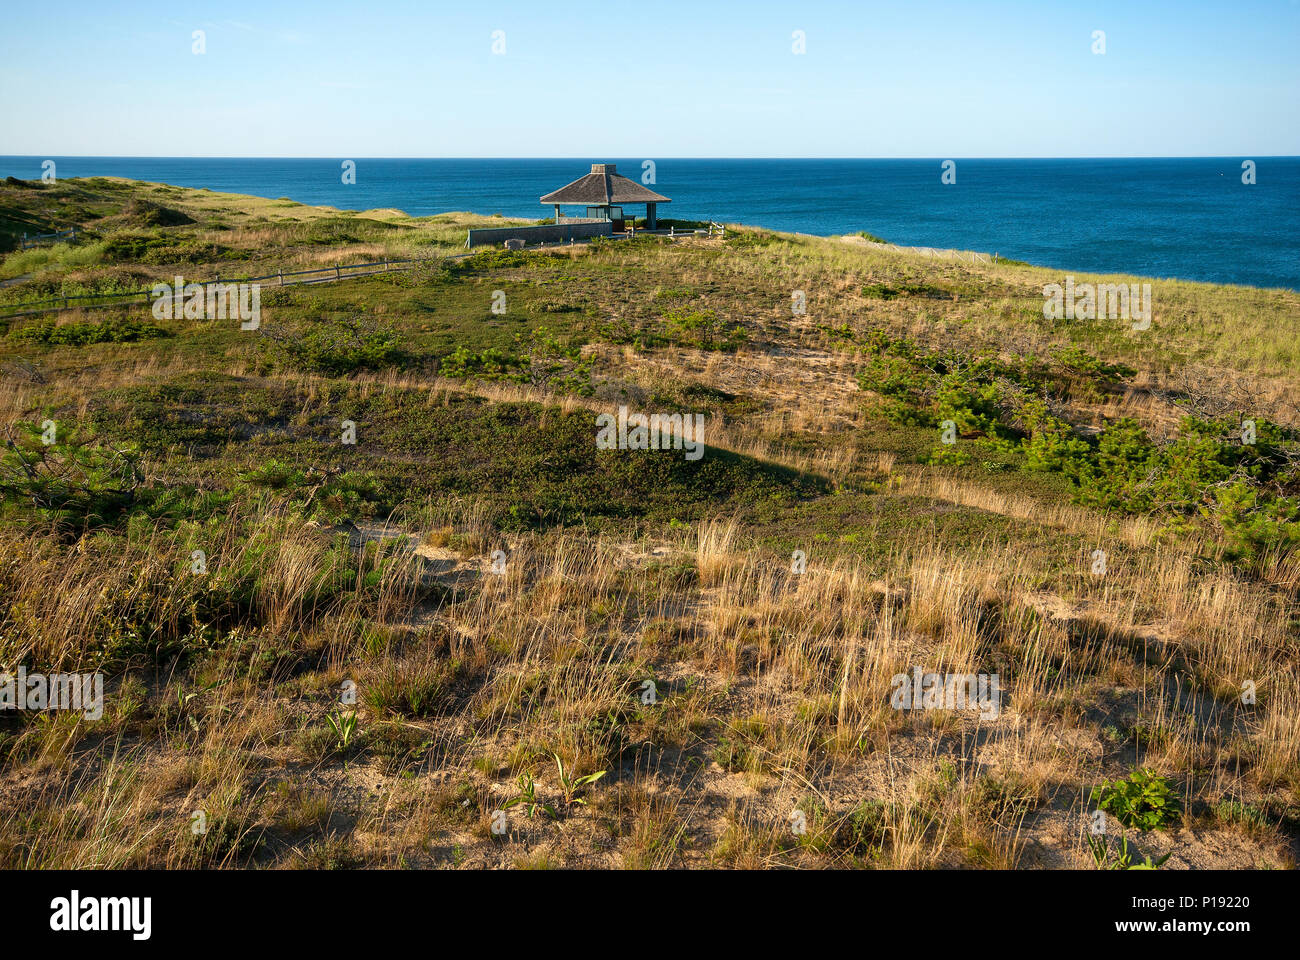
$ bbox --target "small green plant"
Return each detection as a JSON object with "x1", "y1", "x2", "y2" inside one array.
[
  {"x1": 325, "y1": 709, "x2": 359, "y2": 752},
  {"x1": 503, "y1": 773, "x2": 556, "y2": 820},
  {"x1": 241, "y1": 458, "x2": 305, "y2": 490},
  {"x1": 174, "y1": 680, "x2": 216, "y2": 734},
  {"x1": 1087, "y1": 833, "x2": 1172, "y2": 870},
  {"x1": 1091, "y1": 768, "x2": 1180, "y2": 831},
  {"x1": 1214, "y1": 799, "x2": 1270, "y2": 832},
  {"x1": 553, "y1": 753, "x2": 606, "y2": 806},
  {"x1": 837, "y1": 799, "x2": 890, "y2": 855}
]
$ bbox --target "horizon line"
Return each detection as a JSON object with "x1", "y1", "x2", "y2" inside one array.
[{"x1": 3, "y1": 154, "x2": 1298, "y2": 161}]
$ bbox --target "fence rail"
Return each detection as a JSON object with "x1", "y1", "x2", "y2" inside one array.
[
  {"x1": 19, "y1": 227, "x2": 78, "y2": 250},
  {"x1": 0, "y1": 225, "x2": 732, "y2": 321},
  {"x1": 0, "y1": 256, "x2": 439, "y2": 321},
  {"x1": 864, "y1": 241, "x2": 997, "y2": 264}
]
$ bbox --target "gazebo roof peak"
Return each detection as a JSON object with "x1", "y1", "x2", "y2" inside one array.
[{"x1": 541, "y1": 163, "x2": 671, "y2": 206}]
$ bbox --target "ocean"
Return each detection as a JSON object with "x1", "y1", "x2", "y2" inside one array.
[{"x1": 3, "y1": 157, "x2": 1297, "y2": 290}]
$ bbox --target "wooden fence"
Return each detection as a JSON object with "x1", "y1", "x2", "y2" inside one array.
[
  {"x1": 19, "y1": 227, "x2": 78, "y2": 250},
  {"x1": 0, "y1": 256, "x2": 433, "y2": 321},
  {"x1": 0, "y1": 224, "x2": 732, "y2": 321},
  {"x1": 873, "y1": 242, "x2": 996, "y2": 264}
]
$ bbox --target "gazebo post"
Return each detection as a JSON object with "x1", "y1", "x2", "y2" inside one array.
[{"x1": 540, "y1": 163, "x2": 669, "y2": 235}]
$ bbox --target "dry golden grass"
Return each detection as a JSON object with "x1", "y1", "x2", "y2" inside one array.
[
  {"x1": 0, "y1": 183, "x2": 1297, "y2": 871},
  {"x1": 1, "y1": 488, "x2": 1292, "y2": 869}
]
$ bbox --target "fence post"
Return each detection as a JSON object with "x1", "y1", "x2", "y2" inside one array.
[{"x1": 335, "y1": 265, "x2": 341, "y2": 280}]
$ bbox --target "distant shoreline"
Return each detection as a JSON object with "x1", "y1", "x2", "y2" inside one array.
[
  {"x1": 3, "y1": 158, "x2": 1298, "y2": 291},
  {"x1": 5, "y1": 174, "x2": 1298, "y2": 295}
]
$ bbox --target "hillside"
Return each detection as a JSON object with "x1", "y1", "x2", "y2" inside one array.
[{"x1": 0, "y1": 176, "x2": 1297, "y2": 869}]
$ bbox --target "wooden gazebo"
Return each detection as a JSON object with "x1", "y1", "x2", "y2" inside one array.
[{"x1": 541, "y1": 163, "x2": 670, "y2": 230}]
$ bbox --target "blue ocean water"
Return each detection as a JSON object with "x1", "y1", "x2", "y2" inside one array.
[{"x1": 2, "y1": 157, "x2": 1297, "y2": 290}]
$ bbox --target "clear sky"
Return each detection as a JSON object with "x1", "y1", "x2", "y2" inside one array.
[{"x1": 2, "y1": 0, "x2": 1297, "y2": 157}]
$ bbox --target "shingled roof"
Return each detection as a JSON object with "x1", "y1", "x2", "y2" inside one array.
[{"x1": 540, "y1": 164, "x2": 670, "y2": 205}]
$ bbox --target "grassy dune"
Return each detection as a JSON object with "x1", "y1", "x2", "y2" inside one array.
[{"x1": 0, "y1": 177, "x2": 1296, "y2": 869}]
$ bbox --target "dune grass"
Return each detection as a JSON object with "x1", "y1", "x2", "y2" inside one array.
[{"x1": 0, "y1": 178, "x2": 1296, "y2": 870}]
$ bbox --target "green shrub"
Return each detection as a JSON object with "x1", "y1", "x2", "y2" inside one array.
[
  {"x1": 121, "y1": 198, "x2": 195, "y2": 227},
  {"x1": 1215, "y1": 481, "x2": 1300, "y2": 559},
  {"x1": 440, "y1": 248, "x2": 539, "y2": 277},
  {"x1": 926, "y1": 444, "x2": 971, "y2": 466},
  {"x1": 1213, "y1": 799, "x2": 1269, "y2": 831},
  {"x1": 851, "y1": 325, "x2": 1299, "y2": 561},
  {"x1": 437, "y1": 345, "x2": 528, "y2": 380},
  {"x1": 312, "y1": 471, "x2": 384, "y2": 524},
  {"x1": 1091, "y1": 768, "x2": 1180, "y2": 831},
  {"x1": 723, "y1": 229, "x2": 780, "y2": 249},
  {"x1": 837, "y1": 799, "x2": 890, "y2": 853},
  {"x1": 1056, "y1": 416, "x2": 1300, "y2": 556},
  {"x1": 241, "y1": 459, "x2": 305, "y2": 490},
  {"x1": 1051, "y1": 345, "x2": 1135, "y2": 382},
  {"x1": 100, "y1": 230, "x2": 172, "y2": 263},
  {"x1": 935, "y1": 373, "x2": 1007, "y2": 439},
  {"x1": 0, "y1": 422, "x2": 144, "y2": 526},
  {"x1": 512, "y1": 325, "x2": 594, "y2": 395},
  {"x1": 264, "y1": 316, "x2": 403, "y2": 375},
  {"x1": 1020, "y1": 400, "x2": 1090, "y2": 470},
  {"x1": 662, "y1": 307, "x2": 746, "y2": 351},
  {"x1": 861, "y1": 281, "x2": 939, "y2": 299},
  {"x1": 10, "y1": 316, "x2": 168, "y2": 346},
  {"x1": 862, "y1": 283, "x2": 902, "y2": 299}
]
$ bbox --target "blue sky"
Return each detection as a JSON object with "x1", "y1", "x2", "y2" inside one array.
[{"x1": 1, "y1": 0, "x2": 1297, "y2": 157}]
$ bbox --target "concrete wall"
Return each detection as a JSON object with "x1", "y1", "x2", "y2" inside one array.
[{"x1": 466, "y1": 221, "x2": 613, "y2": 248}]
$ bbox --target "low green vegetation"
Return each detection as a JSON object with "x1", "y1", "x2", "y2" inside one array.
[
  {"x1": 1091, "y1": 768, "x2": 1182, "y2": 832},
  {"x1": 0, "y1": 177, "x2": 1295, "y2": 871},
  {"x1": 262, "y1": 316, "x2": 404, "y2": 375},
  {"x1": 8, "y1": 316, "x2": 168, "y2": 346},
  {"x1": 850, "y1": 328, "x2": 1300, "y2": 559},
  {"x1": 0, "y1": 422, "x2": 144, "y2": 527}
]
